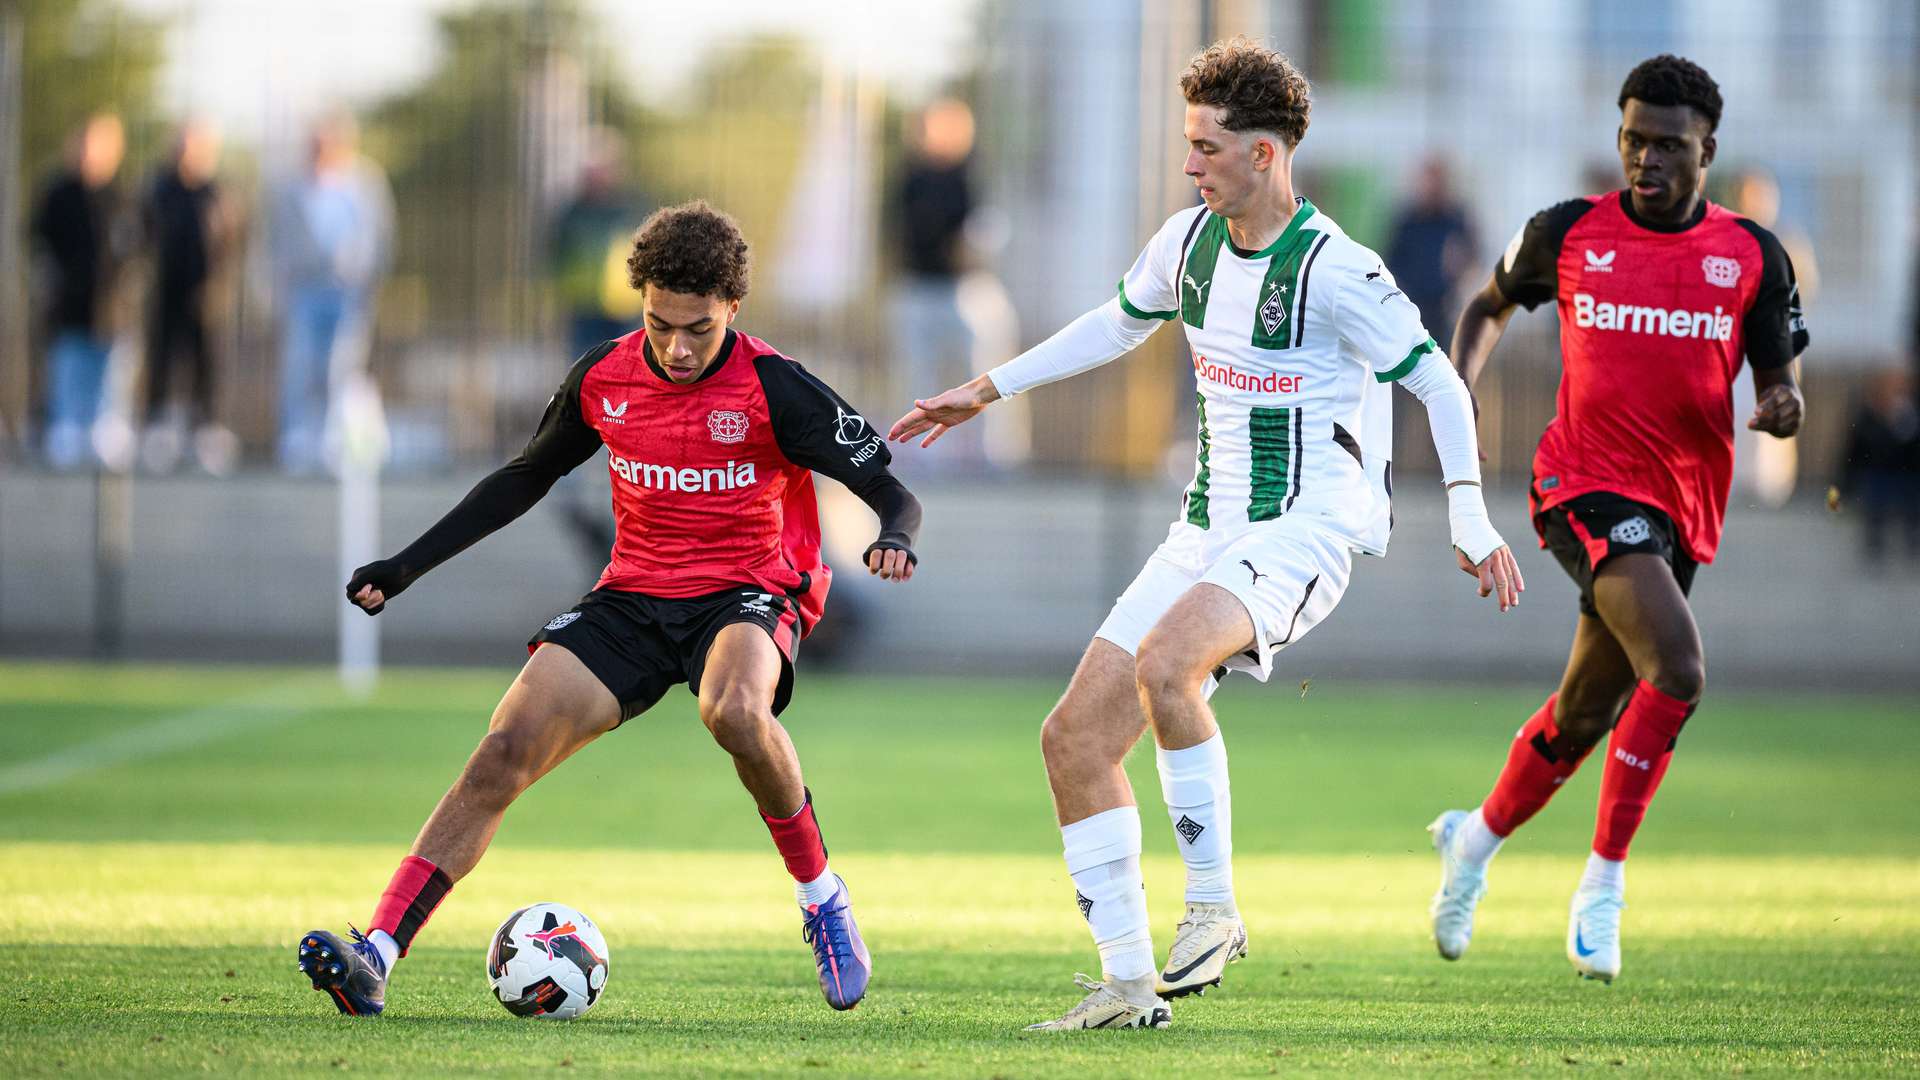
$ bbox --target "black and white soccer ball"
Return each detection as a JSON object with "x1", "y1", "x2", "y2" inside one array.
[{"x1": 486, "y1": 902, "x2": 610, "y2": 1019}]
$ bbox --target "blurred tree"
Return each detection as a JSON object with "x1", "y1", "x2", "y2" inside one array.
[
  {"x1": 362, "y1": 0, "x2": 649, "y2": 346},
  {"x1": 12, "y1": 0, "x2": 167, "y2": 178},
  {"x1": 364, "y1": 5, "x2": 824, "y2": 346}
]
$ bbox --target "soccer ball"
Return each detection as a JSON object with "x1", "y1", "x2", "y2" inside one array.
[{"x1": 486, "y1": 902, "x2": 610, "y2": 1019}]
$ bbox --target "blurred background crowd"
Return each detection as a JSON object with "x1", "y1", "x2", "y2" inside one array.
[{"x1": 1, "y1": 0, "x2": 1916, "y2": 673}]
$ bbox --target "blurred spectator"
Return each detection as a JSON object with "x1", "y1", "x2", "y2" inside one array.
[
  {"x1": 549, "y1": 127, "x2": 646, "y2": 359},
  {"x1": 1836, "y1": 370, "x2": 1920, "y2": 565},
  {"x1": 1729, "y1": 167, "x2": 1818, "y2": 508},
  {"x1": 270, "y1": 110, "x2": 394, "y2": 474},
  {"x1": 888, "y1": 98, "x2": 1018, "y2": 471},
  {"x1": 30, "y1": 112, "x2": 129, "y2": 469},
  {"x1": 141, "y1": 118, "x2": 239, "y2": 475},
  {"x1": 1383, "y1": 156, "x2": 1476, "y2": 350}
]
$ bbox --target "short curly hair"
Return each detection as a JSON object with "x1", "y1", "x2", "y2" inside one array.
[
  {"x1": 626, "y1": 200, "x2": 751, "y2": 302},
  {"x1": 1179, "y1": 37, "x2": 1311, "y2": 148},
  {"x1": 1618, "y1": 54, "x2": 1722, "y2": 132}
]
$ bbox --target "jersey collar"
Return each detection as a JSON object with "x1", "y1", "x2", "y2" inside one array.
[
  {"x1": 1618, "y1": 190, "x2": 1708, "y2": 234},
  {"x1": 642, "y1": 328, "x2": 738, "y2": 388},
  {"x1": 1225, "y1": 195, "x2": 1317, "y2": 259}
]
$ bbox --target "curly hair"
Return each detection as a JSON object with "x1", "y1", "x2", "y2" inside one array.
[
  {"x1": 1618, "y1": 54, "x2": 1722, "y2": 132},
  {"x1": 626, "y1": 200, "x2": 751, "y2": 302},
  {"x1": 1179, "y1": 37, "x2": 1311, "y2": 148}
]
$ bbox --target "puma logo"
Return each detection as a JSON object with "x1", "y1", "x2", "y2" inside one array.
[
  {"x1": 1241, "y1": 559, "x2": 1268, "y2": 586},
  {"x1": 1365, "y1": 270, "x2": 1383, "y2": 281},
  {"x1": 1183, "y1": 273, "x2": 1211, "y2": 303}
]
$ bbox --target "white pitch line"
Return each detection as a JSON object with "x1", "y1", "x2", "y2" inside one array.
[{"x1": 0, "y1": 677, "x2": 334, "y2": 796}]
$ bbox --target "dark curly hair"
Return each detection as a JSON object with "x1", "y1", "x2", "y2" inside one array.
[
  {"x1": 1179, "y1": 37, "x2": 1311, "y2": 148},
  {"x1": 1618, "y1": 54, "x2": 1722, "y2": 132},
  {"x1": 626, "y1": 200, "x2": 751, "y2": 302}
]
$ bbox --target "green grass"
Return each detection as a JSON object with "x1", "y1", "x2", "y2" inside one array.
[{"x1": 0, "y1": 661, "x2": 1916, "y2": 1076}]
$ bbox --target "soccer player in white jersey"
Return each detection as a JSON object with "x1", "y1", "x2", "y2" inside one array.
[{"x1": 893, "y1": 38, "x2": 1524, "y2": 1031}]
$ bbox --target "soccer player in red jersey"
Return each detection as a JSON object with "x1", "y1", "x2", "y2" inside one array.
[
  {"x1": 1425, "y1": 56, "x2": 1807, "y2": 982},
  {"x1": 296, "y1": 202, "x2": 920, "y2": 1016}
]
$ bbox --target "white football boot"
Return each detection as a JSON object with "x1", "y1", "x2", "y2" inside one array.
[
  {"x1": 1567, "y1": 887, "x2": 1625, "y2": 982},
  {"x1": 1427, "y1": 810, "x2": 1489, "y2": 961},
  {"x1": 1156, "y1": 902, "x2": 1248, "y2": 998},
  {"x1": 1024, "y1": 974, "x2": 1171, "y2": 1031}
]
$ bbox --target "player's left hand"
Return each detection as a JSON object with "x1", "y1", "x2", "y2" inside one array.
[
  {"x1": 1747, "y1": 383, "x2": 1804, "y2": 437},
  {"x1": 1455, "y1": 544, "x2": 1524, "y2": 612},
  {"x1": 865, "y1": 543, "x2": 917, "y2": 583}
]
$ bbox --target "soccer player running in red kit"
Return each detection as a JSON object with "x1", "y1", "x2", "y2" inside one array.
[
  {"x1": 1426, "y1": 56, "x2": 1807, "y2": 982},
  {"x1": 296, "y1": 202, "x2": 921, "y2": 1016}
]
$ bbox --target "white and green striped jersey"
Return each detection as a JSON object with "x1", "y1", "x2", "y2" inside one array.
[{"x1": 1118, "y1": 197, "x2": 1439, "y2": 556}]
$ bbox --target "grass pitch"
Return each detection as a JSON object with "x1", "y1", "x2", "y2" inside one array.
[{"x1": 0, "y1": 662, "x2": 1915, "y2": 1076}]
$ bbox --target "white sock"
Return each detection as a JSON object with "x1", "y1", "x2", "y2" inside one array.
[
  {"x1": 1579, "y1": 852, "x2": 1626, "y2": 894},
  {"x1": 1458, "y1": 806, "x2": 1505, "y2": 867},
  {"x1": 797, "y1": 865, "x2": 839, "y2": 909},
  {"x1": 368, "y1": 929, "x2": 401, "y2": 972},
  {"x1": 1061, "y1": 806, "x2": 1154, "y2": 982},
  {"x1": 1156, "y1": 733, "x2": 1235, "y2": 906}
]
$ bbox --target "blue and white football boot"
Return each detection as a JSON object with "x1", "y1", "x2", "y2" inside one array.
[
  {"x1": 1567, "y1": 887, "x2": 1625, "y2": 982},
  {"x1": 1428, "y1": 809, "x2": 1489, "y2": 960},
  {"x1": 801, "y1": 876, "x2": 870, "y2": 1010},
  {"x1": 298, "y1": 927, "x2": 388, "y2": 1016}
]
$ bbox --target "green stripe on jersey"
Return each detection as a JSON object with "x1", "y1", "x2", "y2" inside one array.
[
  {"x1": 1184, "y1": 392, "x2": 1212, "y2": 528},
  {"x1": 1378, "y1": 336, "x2": 1437, "y2": 382},
  {"x1": 1248, "y1": 406, "x2": 1296, "y2": 521},
  {"x1": 1116, "y1": 280, "x2": 1175, "y2": 321},
  {"x1": 1252, "y1": 230, "x2": 1322, "y2": 351},
  {"x1": 1180, "y1": 215, "x2": 1228, "y2": 328}
]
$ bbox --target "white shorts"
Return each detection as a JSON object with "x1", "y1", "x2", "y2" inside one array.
[{"x1": 1094, "y1": 516, "x2": 1353, "y2": 685}]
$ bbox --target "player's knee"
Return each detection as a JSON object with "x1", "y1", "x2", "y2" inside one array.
[
  {"x1": 700, "y1": 688, "x2": 771, "y2": 756},
  {"x1": 1649, "y1": 654, "x2": 1706, "y2": 704},
  {"x1": 1132, "y1": 642, "x2": 1204, "y2": 712},
  {"x1": 465, "y1": 729, "x2": 544, "y2": 800}
]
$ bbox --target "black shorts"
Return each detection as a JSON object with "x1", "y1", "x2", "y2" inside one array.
[
  {"x1": 528, "y1": 584, "x2": 801, "y2": 723},
  {"x1": 1533, "y1": 491, "x2": 1698, "y2": 619}
]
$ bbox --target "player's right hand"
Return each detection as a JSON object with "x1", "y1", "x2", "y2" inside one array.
[
  {"x1": 345, "y1": 559, "x2": 407, "y2": 616},
  {"x1": 889, "y1": 375, "x2": 1000, "y2": 448}
]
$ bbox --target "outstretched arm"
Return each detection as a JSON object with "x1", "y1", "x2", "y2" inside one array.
[
  {"x1": 889, "y1": 298, "x2": 1161, "y2": 447},
  {"x1": 346, "y1": 351, "x2": 608, "y2": 614}
]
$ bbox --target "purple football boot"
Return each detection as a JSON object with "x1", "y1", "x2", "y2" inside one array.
[
  {"x1": 297, "y1": 927, "x2": 388, "y2": 1016},
  {"x1": 800, "y1": 875, "x2": 871, "y2": 1010}
]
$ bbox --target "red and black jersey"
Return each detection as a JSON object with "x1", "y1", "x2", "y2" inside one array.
[
  {"x1": 1495, "y1": 190, "x2": 1808, "y2": 563},
  {"x1": 376, "y1": 328, "x2": 919, "y2": 637}
]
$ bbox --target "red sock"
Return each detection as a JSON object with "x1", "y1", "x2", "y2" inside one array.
[
  {"x1": 1480, "y1": 695, "x2": 1596, "y2": 837},
  {"x1": 370, "y1": 855, "x2": 454, "y2": 957},
  {"x1": 761, "y1": 789, "x2": 829, "y2": 884},
  {"x1": 1592, "y1": 681, "x2": 1693, "y2": 860}
]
